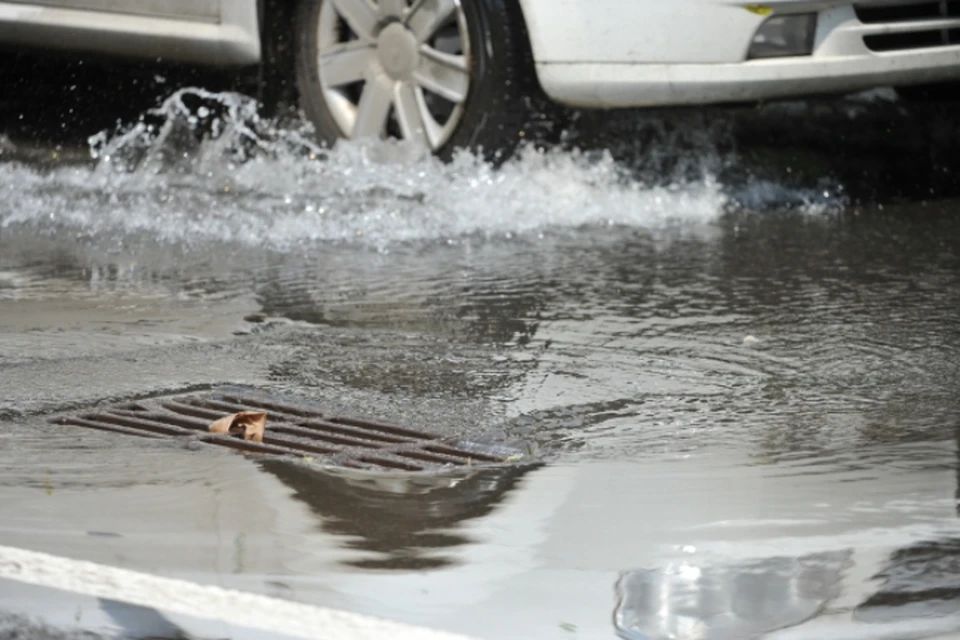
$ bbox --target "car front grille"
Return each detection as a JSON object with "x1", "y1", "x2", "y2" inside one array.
[{"x1": 855, "y1": 1, "x2": 960, "y2": 51}]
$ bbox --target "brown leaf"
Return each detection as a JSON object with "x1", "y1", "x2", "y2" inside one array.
[{"x1": 208, "y1": 411, "x2": 267, "y2": 443}]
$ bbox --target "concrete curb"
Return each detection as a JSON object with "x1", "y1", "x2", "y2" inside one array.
[{"x1": 0, "y1": 544, "x2": 479, "y2": 640}]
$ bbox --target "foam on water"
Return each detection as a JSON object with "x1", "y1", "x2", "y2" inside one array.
[{"x1": 0, "y1": 88, "x2": 742, "y2": 251}]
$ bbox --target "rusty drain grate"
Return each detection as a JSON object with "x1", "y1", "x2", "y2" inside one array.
[{"x1": 49, "y1": 387, "x2": 524, "y2": 472}]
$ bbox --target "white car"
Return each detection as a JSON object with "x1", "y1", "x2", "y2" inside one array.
[{"x1": 2, "y1": 0, "x2": 959, "y2": 158}]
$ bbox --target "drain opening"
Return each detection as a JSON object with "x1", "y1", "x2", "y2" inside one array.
[{"x1": 49, "y1": 387, "x2": 526, "y2": 472}]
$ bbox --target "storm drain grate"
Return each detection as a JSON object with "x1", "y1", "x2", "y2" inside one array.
[{"x1": 49, "y1": 387, "x2": 524, "y2": 472}]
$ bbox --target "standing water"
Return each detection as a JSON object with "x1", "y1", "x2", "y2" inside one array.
[{"x1": 0, "y1": 89, "x2": 959, "y2": 640}]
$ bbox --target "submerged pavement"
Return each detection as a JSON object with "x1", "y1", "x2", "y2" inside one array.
[{"x1": 1, "y1": 69, "x2": 960, "y2": 639}]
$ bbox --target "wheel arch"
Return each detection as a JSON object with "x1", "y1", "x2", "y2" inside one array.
[
  {"x1": 495, "y1": 0, "x2": 551, "y2": 94},
  {"x1": 510, "y1": 0, "x2": 556, "y2": 73}
]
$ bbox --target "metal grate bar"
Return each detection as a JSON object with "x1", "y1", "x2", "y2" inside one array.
[
  {"x1": 356, "y1": 456, "x2": 426, "y2": 471},
  {"x1": 157, "y1": 400, "x2": 233, "y2": 422},
  {"x1": 199, "y1": 434, "x2": 321, "y2": 456},
  {"x1": 209, "y1": 394, "x2": 325, "y2": 419},
  {"x1": 395, "y1": 449, "x2": 475, "y2": 466},
  {"x1": 292, "y1": 417, "x2": 418, "y2": 444},
  {"x1": 111, "y1": 409, "x2": 212, "y2": 432},
  {"x1": 73, "y1": 413, "x2": 194, "y2": 436},
  {"x1": 257, "y1": 437, "x2": 339, "y2": 455},
  {"x1": 325, "y1": 414, "x2": 441, "y2": 440},
  {"x1": 424, "y1": 443, "x2": 503, "y2": 462},
  {"x1": 54, "y1": 416, "x2": 166, "y2": 439}
]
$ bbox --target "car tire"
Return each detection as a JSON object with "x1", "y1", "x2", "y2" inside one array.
[{"x1": 294, "y1": 0, "x2": 556, "y2": 162}]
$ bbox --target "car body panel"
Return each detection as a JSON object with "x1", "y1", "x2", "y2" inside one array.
[
  {"x1": 2, "y1": 0, "x2": 220, "y2": 22},
  {"x1": 517, "y1": 0, "x2": 960, "y2": 107},
  {"x1": 517, "y1": 0, "x2": 770, "y2": 65},
  {"x1": 0, "y1": 0, "x2": 259, "y2": 65}
]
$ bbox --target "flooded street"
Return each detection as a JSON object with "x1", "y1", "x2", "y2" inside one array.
[{"x1": 1, "y1": 86, "x2": 960, "y2": 640}]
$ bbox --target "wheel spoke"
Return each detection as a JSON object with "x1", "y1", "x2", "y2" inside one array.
[
  {"x1": 415, "y1": 46, "x2": 469, "y2": 103},
  {"x1": 416, "y1": 87, "x2": 445, "y2": 148},
  {"x1": 378, "y1": 0, "x2": 408, "y2": 19},
  {"x1": 353, "y1": 74, "x2": 395, "y2": 138},
  {"x1": 320, "y1": 42, "x2": 375, "y2": 86},
  {"x1": 393, "y1": 82, "x2": 432, "y2": 147},
  {"x1": 331, "y1": 0, "x2": 379, "y2": 41},
  {"x1": 406, "y1": 0, "x2": 457, "y2": 43}
]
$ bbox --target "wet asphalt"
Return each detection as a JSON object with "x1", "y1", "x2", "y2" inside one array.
[{"x1": 1, "y1": 52, "x2": 960, "y2": 640}]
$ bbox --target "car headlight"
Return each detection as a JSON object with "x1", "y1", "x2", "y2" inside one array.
[{"x1": 748, "y1": 13, "x2": 817, "y2": 59}]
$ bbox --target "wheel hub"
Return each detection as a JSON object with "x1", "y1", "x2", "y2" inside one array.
[{"x1": 377, "y1": 23, "x2": 419, "y2": 81}]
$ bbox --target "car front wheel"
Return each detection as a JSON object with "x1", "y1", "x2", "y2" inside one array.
[{"x1": 294, "y1": 0, "x2": 547, "y2": 161}]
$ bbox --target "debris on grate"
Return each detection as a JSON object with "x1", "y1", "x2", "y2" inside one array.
[
  {"x1": 209, "y1": 410, "x2": 266, "y2": 442},
  {"x1": 49, "y1": 386, "x2": 528, "y2": 472}
]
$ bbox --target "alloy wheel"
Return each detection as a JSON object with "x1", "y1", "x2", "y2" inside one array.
[{"x1": 315, "y1": 0, "x2": 472, "y2": 150}]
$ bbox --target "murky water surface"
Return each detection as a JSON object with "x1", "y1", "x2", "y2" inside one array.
[{"x1": 1, "y1": 90, "x2": 959, "y2": 640}]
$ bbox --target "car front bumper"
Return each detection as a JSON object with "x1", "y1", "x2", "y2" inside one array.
[{"x1": 522, "y1": 1, "x2": 960, "y2": 108}]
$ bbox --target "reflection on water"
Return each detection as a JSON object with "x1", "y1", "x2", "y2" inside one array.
[
  {"x1": 856, "y1": 539, "x2": 960, "y2": 623},
  {"x1": 614, "y1": 541, "x2": 960, "y2": 640},
  {"x1": 258, "y1": 460, "x2": 535, "y2": 570},
  {"x1": 98, "y1": 598, "x2": 191, "y2": 640},
  {"x1": 846, "y1": 423, "x2": 960, "y2": 629},
  {"x1": 615, "y1": 552, "x2": 850, "y2": 640},
  {"x1": 611, "y1": 422, "x2": 960, "y2": 640},
  {"x1": 255, "y1": 251, "x2": 548, "y2": 347}
]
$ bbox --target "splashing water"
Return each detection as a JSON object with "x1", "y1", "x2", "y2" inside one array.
[{"x1": 0, "y1": 88, "x2": 842, "y2": 251}]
